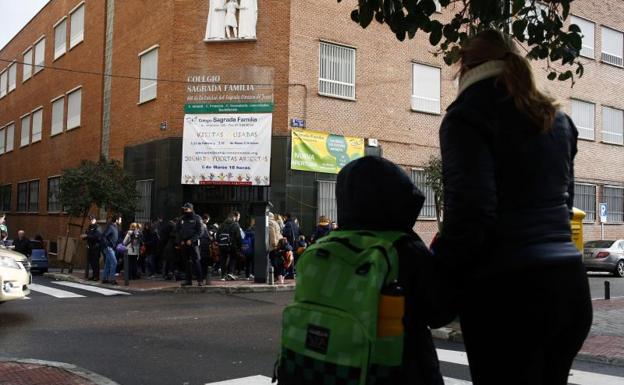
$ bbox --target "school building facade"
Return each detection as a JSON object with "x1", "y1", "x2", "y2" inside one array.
[{"x1": 0, "y1": 0, "x2": 623, "y2": 250}]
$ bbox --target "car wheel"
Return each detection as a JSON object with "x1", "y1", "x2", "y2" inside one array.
[{"x1": 615, "y1": 260, "x2": 624, "y2": 278}]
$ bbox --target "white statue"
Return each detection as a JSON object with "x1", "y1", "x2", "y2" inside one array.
[
  {"x1": 205, "y1": 0, "x2": 226, "y2": 40},
  {"x1": 238, "y1": 0, "x2": 258, "y2": 39},
  {"x1": 223, "y1": 0, "x2": 241, "y2": 39}
]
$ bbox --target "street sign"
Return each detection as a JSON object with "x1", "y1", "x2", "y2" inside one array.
[
  {"x1": 290, "y1": 118, "x2": 305, "y2": 128},
  {"x1": 600, "y1": 203, "x2": 608, "y2": 223},
  {"x1": 159, "y1": 121, "x2": 168, "y2": 131}
]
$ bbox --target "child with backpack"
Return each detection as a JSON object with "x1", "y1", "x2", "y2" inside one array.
[{"x1": 273, "y1": 156, "x2": 448, "y2": 385}]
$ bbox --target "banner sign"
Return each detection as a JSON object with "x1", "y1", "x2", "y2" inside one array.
[
  {"x1": 182, "y1": 113, "x2": 272, "y2": 186},
  {"x1": 184, "y1": 102, "x2": 273, "y2": 114},
  {"x1": 291, "y1": 128, "x2": 365, "y2": 174}
]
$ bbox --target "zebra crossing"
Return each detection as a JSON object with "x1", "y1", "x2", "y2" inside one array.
[
  {"x1": 203, "y1": 348, "x2": 624, "y2": 385},
  {"x1": 26, "y1": 280, "x2": 130, "y2": 299}
]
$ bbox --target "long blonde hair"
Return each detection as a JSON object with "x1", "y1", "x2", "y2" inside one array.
[{"x1": 459, "y1": 30, "x2": 558, "y2": 132}]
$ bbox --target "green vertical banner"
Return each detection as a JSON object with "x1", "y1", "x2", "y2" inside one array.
[{"x1": 291, "y1": 128, "x2": 365, "y2": 174}]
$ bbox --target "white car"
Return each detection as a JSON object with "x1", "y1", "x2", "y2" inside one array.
[{"x1": 0, "y1": 254, "x2": 31, "y2": 304}]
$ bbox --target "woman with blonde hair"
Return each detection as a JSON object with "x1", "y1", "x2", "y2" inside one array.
[
  {"x1": 432, "y1": 29, "x2": 592, "y2": 385},
  {"x1": 123, "y1": 222, "x2": 143, "y2": 280}
]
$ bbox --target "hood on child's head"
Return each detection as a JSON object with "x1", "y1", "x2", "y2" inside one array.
[{"x1": 336, "y1": 156, "x2": 425, "y2": 232}]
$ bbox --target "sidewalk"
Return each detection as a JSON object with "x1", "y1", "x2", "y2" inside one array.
[
  {"x1": 0, "y1": 359, "x2": 118, "y2": 385},
  {"x1": 43, "y1": 269, "x2": 296, "y2": 294},
  {"x1": 432, "y1": 298, "x2": 624, "y2": 367}
]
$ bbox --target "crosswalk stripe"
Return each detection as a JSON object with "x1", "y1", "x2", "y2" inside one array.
[
  {"x1": 436, "y1": 349, "x2": 624, "y2": 385},
  {"x1": 205, "y1": 375, "x2": 271, "y2": 384},
  {"x1": 51, "y1": 281, "x2": 130, "y2": 296},
  {"x1": 28, "y1": 283, "x2": 85, "y2": 298}
]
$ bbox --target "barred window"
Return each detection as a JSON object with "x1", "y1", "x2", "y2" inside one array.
[
  {"x1": 319, "y1": 42, "x2": 356, "y2": 100},
  {"x1": 573, "y1": 183, "x2": 596, "y2": 222},
  {"x1": 603, "y1": 186, "x2": 624, "y2": 223},
  {"x1": 317, "y1": 180, "x2": 337, "y2": 224},
  {"x1": 17, "y1": 183, "x2": 28, "y2": 212},
  {"x1": 0, "y1": 185, "x2": 11, "y2": 212},
  {"x1": 410, "y1": 169, "x2": 436, "y2": 219},
  {"x1": 135, "y1": 180, "x2": 153, "y2": 224},
  {"x1": 47, "y1": 177, "x2": 62, "y2": 213},
  {"x1": 28, "y1": 180, "x2": 39, "y2": 213}
]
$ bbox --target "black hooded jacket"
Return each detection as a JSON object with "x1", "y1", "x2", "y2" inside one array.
[{"x1": 337, "y1": 156, "x2": 445, "y2": 385}]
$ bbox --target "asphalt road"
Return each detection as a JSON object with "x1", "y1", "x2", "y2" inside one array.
[{"x1": 0, "y1": 276, "x2": 623, "y2": 385}]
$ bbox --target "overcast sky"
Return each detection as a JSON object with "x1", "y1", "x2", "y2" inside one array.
[{"x1": 0, "y1": 0, "x2": 50, "y2": 50}]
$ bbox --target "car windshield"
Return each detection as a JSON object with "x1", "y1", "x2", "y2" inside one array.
[{"x1": 584, "y1": 240, "x2": 616, "y2": 248}]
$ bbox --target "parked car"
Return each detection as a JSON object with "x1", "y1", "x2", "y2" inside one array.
[
  {"x1": 29, "y1": 240, "x2": 49, "y2": 274},
  {"x1": 583, "y1": 240, "x2": 624, "y2": 278},
  {"x1": 0, "y1": 254, "x2": 31, "y2": 304}
]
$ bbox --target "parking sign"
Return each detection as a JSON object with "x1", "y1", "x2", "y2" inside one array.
[{"x1": 600, "y1": 203, "x2": 608, "y2": 223}]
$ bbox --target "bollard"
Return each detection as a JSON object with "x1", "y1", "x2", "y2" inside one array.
[
  {"x1": 268, "y1": 265, "x2": 275, "y2": 285},
  {"x1": 605, "y1": 281, "x2": 610, "y2": 300},
  {"x1": 124, "y1": 253, "x2": 129, "y2": 286}
]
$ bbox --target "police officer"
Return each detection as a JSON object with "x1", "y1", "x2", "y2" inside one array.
[
  {"x1": 176, "y1": 203, "x2": 204, "y2": 286},
  {"x1": 81, "y1": 215, "x2": 102, "y2": 281}
]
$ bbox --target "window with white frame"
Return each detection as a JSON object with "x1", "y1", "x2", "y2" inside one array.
[
  {"x1": 0, "y1": 185, "x2": 10, "y2": 212},
  {"x1": 7, "y1": 62, "x2": 17, "y2": 92},
  {"x1": 0, "y1": 70, "x2": 7, "y2": 98},
  {"x1": 412, "y1": 63, "x2": 441, "y2": 114},
  {"x1": 319, "y1": 42, "x2": 356, "y2": 100},
  {"x1": 70, "y1": 3, "x2": 85, "y2": 48},
  {"x1": 139, "y1": 47, "x2": 158, "y2": 103},
  {"x1": 51, "y1": 96, "x2": 65, "y2": 136},
  {"x1": 5, "y1": 123, "x2": 14, "y2": 152},
  {"x1": 570, "y1": 99, "x2": 595, "y2": 140},
  {"x1": 20, "y1": 114, "x2": 30, "y2": 147},
  {"x1": 32, "y1": 108, "x2": 43, "y2": 143},
  {"x1": 410, "y1": 169, "x2": 436, "y2": 219},
  {"x1": 34, "y1": 38, "x2": 45, "y2": 73},
  {"x1": 0, "y1": 127, "x2": 5, "y2": 155},
  {"x1": 67, "y1": 87, "x2": 82, "y2": 129},
  {"x1": 604, "y1": 186, "x2": 624, "y2": 223},
  {"x1": 317, "y1": 180, "x2": 337, "y2": 224},
  {"x1": 54, "y1": 18, "x2": 67, "y2": 60},
  {"x1": 602, "y1": 106, "x2": 624, "y2": 145},
  {"x1": 23, "y1": 48, "x2": 33, "y2": 81},
  {"x1": 574, "y1": 183, "x2": 596, "y2": 222},
  {"x1": 570, "y1": 16, "x2": 595, "y2": 58},
  {"x1": 602, "y1": 27, "x2": 623, "y2": 67},
  {"x1": 135, "y1": 180, "x2": 153, "y2": 224},
  {"x1": 47, "y1": 177, "x2": 62, "y2": 213}
]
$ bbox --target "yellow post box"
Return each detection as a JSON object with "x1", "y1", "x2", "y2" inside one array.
[{"x1": 571, "y1": 207, "x2": 586, "y2": 253}]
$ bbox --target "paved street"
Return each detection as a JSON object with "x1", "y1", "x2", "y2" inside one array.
[{"x1": 1, "y1": 275, "x2": 623, "y2": 385}]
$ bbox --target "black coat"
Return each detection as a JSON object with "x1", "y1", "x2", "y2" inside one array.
[
  {"x1": 176, "y1": 213, "x2": 203, "y2": 244},
  {"x1": 13, "y1": 238, "x2": 31, "y2": 257},
  {"x1": 85, "y1": 224, "x2": 102, "y2": 251},
  {"x1": 435, "y1": 77, "x2": 580, "y2": 276},
  {"x1": 282, "y1": 219, "x2": 300, "y2": 246}
]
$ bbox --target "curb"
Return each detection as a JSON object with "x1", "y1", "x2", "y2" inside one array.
[
  {"x1": 431, "y1": 326, "x2": 464, "y2": 343},
  {"x1": 0, "y1": 357, "x2": 120, "y2": 385},
  {"x1": 576, "y1": 352, "x2": 624, "y2": 367},
  {"x1": 43, "y1": 272, "x2": 296, "y2": 294}
]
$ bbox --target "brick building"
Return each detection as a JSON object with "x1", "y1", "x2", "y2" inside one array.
[{"x1": 0, "y1": 0, "x2": 623, "y2": 249}]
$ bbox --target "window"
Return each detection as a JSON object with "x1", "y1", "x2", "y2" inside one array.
[
  {"x1": 319, "y1": 42, "x2": 356, "y2": 100},
  {"x1": 20, "y1": 114, "x2": 30, "y2": 147},
  {"x1": 54, "y1": 18, "x2": 67, "y2": 60},
  {"x1": 0, "y1": 127, "x2": 4, "y2": 155},
  {"x1": 51, "y1": 96, "x2": 65, "y2": 136},
  {"x1": 139, "y1": 47, "x2": 158, "y2": 103},
  {"x1": 601, "y1": 27, "x2": 623, "y2": 67},
  {"x1": 17, "y1": 183, "x2": 27, "y2": 212},
  {"x1": 411, "y1": 169, "x2": 436, "y2": 219},
  {"x1": 0, "y1": 185, "x2": 10, "y2": 212},
  {"x1": 32, "y1": 108, "x2": 43, "y2": 143},
  {"x1": 135, "y1": 180, "x2": 153, "y2": 224},
  {"x1": 47, "y1": 177, "x2": 62, "y2": 213},
  {"x1": 0, "y1": 70, "x2": 6, "y2": 98},
  {"x1": 574, "y1": 183, "x2": 596, "y2": 222},
  {"x1": 70, "y1": 3, "x2": 85, "y2": 48},
  {"x1": 5, "y1": 123, "x2": 14, "y2": 152},
  {"x1": 411, "y1": 63, "x2": 441, "y2": 114},
  {"x1": 570, "y1": 99, "x2": 595, "y2": 140},
  {"x1": 67, "y1": 87, "x2": 82, "y2": 129},
  {"x1": 317, "y1": 180, "x2": 337, "y2": 224},
  {"x1": 570, "y1": 16, "x2": 595, "y2": 58},
  {"x1": 604, "y1": 186, "x2": 624, "y2": 223},
  {"x1": 28, "y1": 180, "x2": 39, "y2": 213},
  {"x1": 34, "y1": 38, "x2": 45, "y2": 74},
  {"x1": 602, "y1": 106, "x2": 624, "y2": 145},
  {"x1": 23, "y1": 48, "x2": 33, "y2": 81},
  {"x1": 7, "y1": 62, "x2": 17, "y2": 92}
]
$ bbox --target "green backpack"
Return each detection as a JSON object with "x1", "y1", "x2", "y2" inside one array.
[{"x1": 274, "y1": 230, "x2": 406, "y2": 385}]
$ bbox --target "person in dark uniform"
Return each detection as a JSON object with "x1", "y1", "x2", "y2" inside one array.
[
  {"x1": 81, "y1": 215, "x2": 102, "y2": 281},
  {"x1": 176, "y1": 203, "x2": 204, "y2": 286}
]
